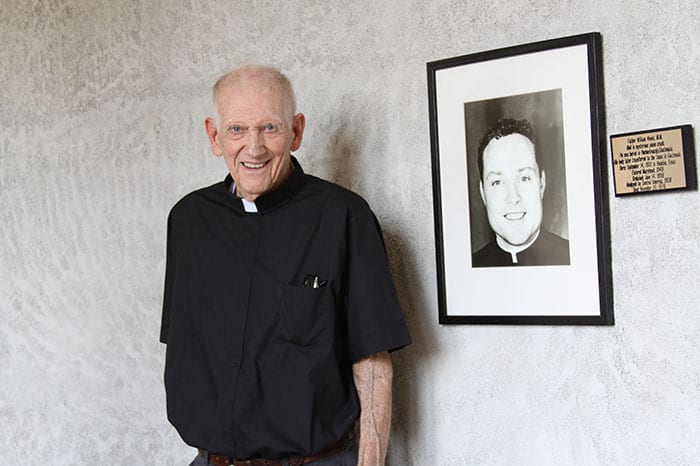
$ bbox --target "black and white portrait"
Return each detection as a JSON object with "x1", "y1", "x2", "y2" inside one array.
[{"x1": 465, "y1": 90, "x2": 570, "y2": 267}]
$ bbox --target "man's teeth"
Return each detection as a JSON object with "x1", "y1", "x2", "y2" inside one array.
[
  {"x1": 242, "y1": 161, "x2": 265, "y2": 169},
  {"x1": 504, "y1": 212, "x2": 526, "y2": 220}
]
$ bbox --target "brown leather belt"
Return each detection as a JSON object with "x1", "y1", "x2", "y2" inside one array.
[{"x1": 198, "y1": 434, "x2": 350, "y2": 466}]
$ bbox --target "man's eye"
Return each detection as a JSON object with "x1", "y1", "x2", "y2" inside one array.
[
  {"x1": 262, "y1": 123, "x2": 277, "y2": 132},
  {"x1": 520, "y1": 175, "x2": 532, "y2": 182},
  {"x1": 229, "y1": 125, "x2": 243, "y2": 133},
  {"x1": 490, "y1": 179, "x2": 502, "y2": 187}
]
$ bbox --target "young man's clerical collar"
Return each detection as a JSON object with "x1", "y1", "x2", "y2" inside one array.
[{"x1": 495, "y1": 229, "x2": 541, "y2": 264}]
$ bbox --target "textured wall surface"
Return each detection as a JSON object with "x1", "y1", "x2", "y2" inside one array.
[{"x1": 1, "y1": 1, "x2": 698, "y2": 464}]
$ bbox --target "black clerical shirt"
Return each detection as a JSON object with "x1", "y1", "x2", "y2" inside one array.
[{"x1": 160, "y1": 158, "x2": 411, "y2": 459}]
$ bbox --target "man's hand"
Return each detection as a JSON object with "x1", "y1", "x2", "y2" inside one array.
[{"x1": 352, "y1": 351, "x2": 393, "y2": 466}]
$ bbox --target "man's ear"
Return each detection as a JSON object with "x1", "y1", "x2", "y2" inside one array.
[
  {"x1": 205, "y1": 117, "x2": 222, "y2": 157},
  {"x1": 290, "y1": 113, "x2": 306, "y2": 152},
  {"x1": 539, "y1": 170, "x2": 546, "y2": 199},
  {"x1": 479, "y1": 180, "x2": 486, "y2": 205}
]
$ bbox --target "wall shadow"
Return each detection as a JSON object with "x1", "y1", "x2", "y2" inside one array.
[
  {"x1": 324, "y1": 114, "x2": 437, "y2": 464},
  {"x1": 383, "y1": 227, "x2": 437, "y2": 465}
]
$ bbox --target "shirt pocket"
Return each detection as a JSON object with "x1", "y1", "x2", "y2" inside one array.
[{"x1": 279, "y1": 282, "x2": 335, "y2": 348}]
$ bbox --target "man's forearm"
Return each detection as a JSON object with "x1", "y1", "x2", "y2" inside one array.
[{"x1": 352, "y1": 351, "x2": 393, "y2": 466}]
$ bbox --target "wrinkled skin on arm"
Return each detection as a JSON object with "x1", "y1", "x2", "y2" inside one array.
[{"x1": 352, "y1": 351, "x2": 393, "y2": 466}]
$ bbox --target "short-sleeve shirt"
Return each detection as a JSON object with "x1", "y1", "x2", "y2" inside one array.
[{"x1": 160, "y1": 157, "x2": 411, "y2": 459}]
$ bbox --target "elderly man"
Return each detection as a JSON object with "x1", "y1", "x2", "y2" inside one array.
[
  {"x1": 160, "y1": 64, "x2": 411, "y2": 466},
  {"x1": 472, "y1": 118, "x2": 570, "y2": 267}
]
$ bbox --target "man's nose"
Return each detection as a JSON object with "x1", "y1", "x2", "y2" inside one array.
[
  {"x1": 245, "y1": 129, "x2": 265, "y2": 156},
  {"x1": 505, "y1": 183, "x2": 521, "y2": 204}
]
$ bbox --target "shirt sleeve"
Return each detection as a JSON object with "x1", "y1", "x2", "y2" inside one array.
[
  {"x1": 160, "y1": 211, "x2": 176, "y2": 344},
  {"x1": 342, "y1": 205, "x2": 411, "y2": 363}
]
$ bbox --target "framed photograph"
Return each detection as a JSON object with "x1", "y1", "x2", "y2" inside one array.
[
  {"x1": 610, "y1": 124, "x2": 697, "y2": 196},
  {"x1": 427, "y1": 32, "x2": 614, "y2": 325}
]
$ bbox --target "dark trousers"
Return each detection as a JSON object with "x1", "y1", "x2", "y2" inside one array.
[{"x1": 189, "y1": 442, "x2": 359, "y2": 466}]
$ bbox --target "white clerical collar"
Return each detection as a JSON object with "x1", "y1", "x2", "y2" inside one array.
[
  {"x1": 230, "y1": 182, "x2": 258, "y2": 213},
  {"x1": 496, "y1": 229, "x2": 540, "y2": 264}
]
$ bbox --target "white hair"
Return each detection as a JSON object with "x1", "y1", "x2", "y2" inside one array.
[{"x1": 211, "y1": 64, "x2": 296, "y2": 126}]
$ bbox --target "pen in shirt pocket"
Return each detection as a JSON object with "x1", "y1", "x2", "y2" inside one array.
[{"x1": 302, "y1": 274, "x2": 327, "y2": 289}]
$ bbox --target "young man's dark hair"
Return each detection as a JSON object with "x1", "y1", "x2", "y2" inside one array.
[{"x1": 477, "y1": 117, "x2": 537, "y2": 180}]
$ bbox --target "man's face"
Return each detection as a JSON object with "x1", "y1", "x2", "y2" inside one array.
[
  {"x1": 479, "y1": 133, "x2": 545, "y2": 247},
  {"x1": 205, "y1": 79, "x2": 305, "y2": 201}
]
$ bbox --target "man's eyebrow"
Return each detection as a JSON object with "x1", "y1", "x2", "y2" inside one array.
[
  {"x1": 223, "y1": 115, "x2": 286, "y2": 123},
  {"x1": 484, "y1": 166, "x2": 536, "y2": 179}
]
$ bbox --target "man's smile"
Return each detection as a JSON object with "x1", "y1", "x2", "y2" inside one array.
[
  {"x1": 504, "y1": 211, "x2": 526, "y2": 221},
  {"x1": 241, "y1": 160, "x2": 269, "y2": 169}
]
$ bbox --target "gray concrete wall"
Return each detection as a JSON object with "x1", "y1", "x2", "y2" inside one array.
[{"x1": 1, "y1": 1, "x2": 698, "y2": 464}]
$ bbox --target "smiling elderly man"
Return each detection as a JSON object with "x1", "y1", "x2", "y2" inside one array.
[
  {"x1": 160, "y1": 64, "x2": 411, "y2": 466},
  {"x1": 472, "y1": 118, "x2": 570, "y2": 267}
]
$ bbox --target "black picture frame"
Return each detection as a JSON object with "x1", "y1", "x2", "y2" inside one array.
[{"x1": 427, "y1": 32, "x2": 614, "y2": 325}]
